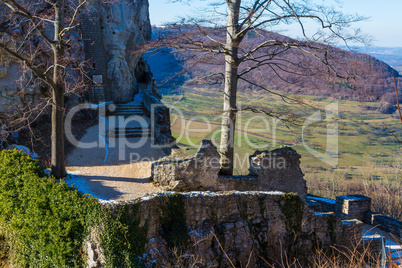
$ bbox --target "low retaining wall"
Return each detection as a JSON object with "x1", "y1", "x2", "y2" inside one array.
[
  {"x1": 90, "y1": 191, "x2": 360, "y2": 267},
  {"x1": 365, "y1": 211, "x2": 402, "y2": 240}
]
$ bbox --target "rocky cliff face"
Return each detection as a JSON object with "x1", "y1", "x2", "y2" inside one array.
[
  {"x1": 99, "y1": 0, "x2": 151, "y2": 103},
  {"x1": 0, "y1": 60, "x2": 19, "y2": 112},
  {"x1": 0, "y1": 0, "x2": 152, "y2": 107},
  {"x1": 0, "y1": 59, "x2": 39, "y2": 113}
]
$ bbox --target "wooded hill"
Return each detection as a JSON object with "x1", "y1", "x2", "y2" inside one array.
[{"x1": 149, "y1": 26, "x2": 401, "y2": 104}]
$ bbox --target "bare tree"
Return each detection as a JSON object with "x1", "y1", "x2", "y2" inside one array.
[
  {"x1": 0, "y1": 0, "x2": 88, "y2": 177},
  {"x1": 156, "y1": 0, "x2": 367, "y2": 175}
]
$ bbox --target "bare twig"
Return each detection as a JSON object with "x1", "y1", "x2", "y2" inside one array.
[
  {"x1": 393, "y1": 71, "x2": 402, "y2": 123},
  {"x1": 382, "y1": 122, "x2": 401, "y2": 144},
  {"x1": 210, "y1": 231, "x2": 236, "y2": 268}
]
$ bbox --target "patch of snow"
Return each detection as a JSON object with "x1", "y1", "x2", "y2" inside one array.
[
  {"x1": 308, "y1": 196, "x2": 336, "y2": 204},
  {"x1": 141, "y1": 195, "x2": 155, "y2": 201},
  {"x1": 133, "y1": 93, "x2": 143, "y2": 103},
  {"x1": 342, "y1": 220, "x2": 359, "y2": 225},
  {"x1": 6, "y1": 144, "x2": 30, "y2": 154},
  {"x1": 314, "y1": 212, "x2": 325, "y2": 216},
  {"x1": 10, "y1": 130, "x2": 19, "y2": 140},
  {"x1": 29, "y1": 152, "x2": 38, "y2": 159},
  {"x1": 339, "y1": 195, "x2": 369, "y2": 200},
  {"x1": 63, "y1": 173, "x2": 119, "y2": 203},
  {"x1": 98, "y1": 199, "x2": 120, "y2": 205},
  {"x1": 389, "y1": 245, "x2": 402, "y2": 251},
  {"x1": 363, "y1": 224, "x2": 402, "y2": 260},
  {"x1": 88, "y1": 101, "x2": 114, "y2": 110},
  {"x1": 362, "y1": 234, "x2": 382, "y2": 241},
  {"x1": 98, "y1": 116, "x2": 109, "y2": 162},
  {"x1": 67, "y1": 170, "x2": 84, "y2": 175}
]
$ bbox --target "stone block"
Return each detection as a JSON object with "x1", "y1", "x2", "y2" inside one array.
[{"x1": 335, "y1": 195, "x2": 371, "y2": 221}]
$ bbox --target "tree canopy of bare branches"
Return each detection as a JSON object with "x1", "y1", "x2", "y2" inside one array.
[
  {"x1": 155, "y1": 0, "x2": 368, "y2": 175},
  {"x1": 0, "y1": 0, "x2": 89, "y2": 177}
]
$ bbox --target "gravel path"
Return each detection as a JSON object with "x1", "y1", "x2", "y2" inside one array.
[{"x1": 66, "y1": 113, "x2": 166, "y2": 202}]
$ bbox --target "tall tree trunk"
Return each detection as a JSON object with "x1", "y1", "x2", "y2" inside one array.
[
  {"x1": 51, "y1": 0, "x2": 67, "y2": 178},
  {"x1": 219, "y1": 0, "x2": 240, "y2": 175}
]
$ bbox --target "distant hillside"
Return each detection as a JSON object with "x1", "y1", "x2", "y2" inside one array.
[
  {"x1": 147, "y1": 26, "x2": 401, "y2": 103},
  {"x1": 359, "y1": 47, "x2": 402, "y2": 69}
]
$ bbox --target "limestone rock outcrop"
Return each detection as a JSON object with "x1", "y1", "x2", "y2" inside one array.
[
  {"x1": 0, "y1": 60, "x2": 39, "y2": 112},
  {"x1": 1, "y1": 0, "x2": 153, "y2": 106},
  {"x1": 82, "y1": 0, "x2": 152, "y2": 103},
  {"x1": 0, "y1": 61, "x2": 19, "y2": 112},
  {"x1": 100, "y1": 0, "x2": 151, "y2": 103}
]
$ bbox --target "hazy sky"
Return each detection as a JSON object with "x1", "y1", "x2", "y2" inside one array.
[{"x1": 149, "y1": 0, "x2": 402, "y2": 47}]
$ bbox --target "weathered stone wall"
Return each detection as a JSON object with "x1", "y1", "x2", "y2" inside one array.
[
  {"x1": 152, "y1": 141, "x2": 308, "y2": 200},
  {"x1": 364, "y1": 211, "x2": 402, "y2": 240},
  {"x1": 96, "y1": 192, "x2": 351, "y2": 267},
  {"x1": 248, "y1": 147, "x2": 307, "y2": 200},
  {"x1": 151, "y1": 140, "x2": 220, "y2": 191},
  {"x1": 1, "y1": 0, "x2": 152, "y2": 105},
  {"x1": 307, "y1": 196, "x2": 336, "y2": 212}
]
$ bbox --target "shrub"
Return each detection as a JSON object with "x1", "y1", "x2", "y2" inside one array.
[
  {"x1": 0, "y1": 149, "x2": 102, "y2": 267},
  {"x1": 0, "y1": 149, "x2": 150, "y2": 267}
]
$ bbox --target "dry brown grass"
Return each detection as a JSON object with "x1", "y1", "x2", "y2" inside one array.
[
  {"x1": 0, "y1": 232, "x2": 10, "y2": 268},
  {"x1": 159, "y1": 232, "x2": 401, "y2": 268},
  {"x1": 307, "y1": 169, "x2": 402, "y2": 220}
]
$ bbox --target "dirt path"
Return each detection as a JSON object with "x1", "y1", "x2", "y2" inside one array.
[{"x1": 66, "y1": 110, "x2": 166, "y2": 202}]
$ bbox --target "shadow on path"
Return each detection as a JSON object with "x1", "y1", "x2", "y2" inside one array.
[
  {"x1": 65, "y1": 174, "x2": 160, "y2": 201},
  {"x1": 65, "y1": 110, "x2": 167, "y2": 201}
]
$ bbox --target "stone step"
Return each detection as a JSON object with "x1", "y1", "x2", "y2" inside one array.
[
  {"x1": 111, "y1": 112, "x2": 144, "y2": 116},
  {"x1": 114, "y1": 105, "x2": 143, "y2": 109},
  {"x1": 109, "y1": 103, "x2": 144, "y2": 116},
  {"x1": 110, "y1": 132, "x2": 151, "y2": 138},
  {"x1": 113, "y1": 109, "x2": 143, "y2": 113},
  {"x1": 112, "y1": 128, "x2": 150, "y2": 134},
  {"x1": 115, "y1": 105, "x2": 143, "y2": 109},
  {"x1": 112, "y1": 110, "x2": 143, "y2": 113}
]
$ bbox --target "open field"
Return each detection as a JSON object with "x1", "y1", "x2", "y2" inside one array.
[
  {"x1": 162, "y1": 86, "x2": 401, "y2": 217},
  {"x1": 163, "y1": 86, "x2": 400, "y2": 172},
  {"x1": 163, "y1": 85, "x2": 402, "y2": 218}
]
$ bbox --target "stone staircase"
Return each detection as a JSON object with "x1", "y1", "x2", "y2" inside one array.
[
  {"x1": 109, "y1": 102, "x2": 151, "y2": 138},
  {"x1": 110, "y1": 103, "x2": 144, "y2": 117},
  {"x1": 110, "y1": 126, "x2": 151, "y2": 138}
]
